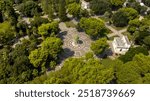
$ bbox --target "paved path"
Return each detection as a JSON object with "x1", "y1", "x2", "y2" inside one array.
[
  {"x1": 55, "y1": 22, "x2": 93, "y2": 71},
  {"x1": 59, "y1": 22, "x2": 92, "y2": 57},
  {"x1": 91, "y1": 15, "x2": 127, "y2": 38},
  {"x1": 105, "y1": 23, "x2": 127, "y2": 38}
]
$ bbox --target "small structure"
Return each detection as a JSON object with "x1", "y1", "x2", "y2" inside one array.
[
  {"x1": 136, "y1": 0, "x2": 145, "y2": 6},
  {"x1": 81, "y1": 0, "x2": 90, "y2": 10},
  {"x1": 111, "y1": 36, "x2": 131, "y2": 55},
  {"x1": 136, "y1": 0, "x2": 142, "y2": 3}
]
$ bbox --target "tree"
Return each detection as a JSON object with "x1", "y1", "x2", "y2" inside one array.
[
  {"x1": 58, "y1": 0, "x2": 67, "y2": 21},
  {"x1": 28, "y1": 49, "x2": 44, "y2": 68},
  {"x1": 67, "y1": 2, "x2": 81, "y2": 18},
  {"x1": 74, "y1": 35, "x2": 79, "y2": 44},
  {"x1": 117, "y1": 54, "x2": 150, "y2": 84},
  {"x1": 0, "y1": 41, "x2": 39, "y2": 84},
  {"x1": 110, "y1": 0, "x2": 125, "y2": 9},
  {"x1": 127, "y1": 2, "x2": 147, "y2": 15},
  {"x1": 143, "y1": 36, "x2": 150, "y2": 48},
  {"x1": 120, "y1": 8, "x2": 138, "y2": 20},
  {"x1": 119, "y1": 46, "x2": 149, "y2": 63},
  {"x1": 44, "y1": 54, "x2": 114, "y2": 84},
  {"x1": 112, "y1": 10, "x2": 129, "y2": 27},
  {"x1": 112, "y1": 7, "x2": 138, "y2": 27},
  {"x1": 31, "y1": 16, "x2": 49, "y2": 27},
  {"x1": 134, "y1": 18, "x2": 150, "y2": 45},
  {"x1": 0, "y1": 0, "x2": 17, "y2": 25},
  {"x1": 127, "y1": 19, "x2": 140, "y2": 33},
  {"x1": 0, "y1": 21, "x2": 15, "y2": 45},
  {"x1": 142, "y1": 0, "x2": 150, "y2": 7},
  {"x1": 29, "y1": 37, "x2": 63, "y2": 70},
  {"x1": 18, "y1": 1, "x2": 40, "y2": 17},
  {"x1": 38, "y1": 21, "x2": 59, "y2": 38},
  {"x1": 79, "y1": 18, "x2": 107, "y2": 39},
  {"x1": 91, "y1": 38, "x2": 109, "y2": 55},
  {"x1": 41, "y1": 37, "x2": 63, "y2": 59},
  {"x1": 29, "y1": 74, "x2": 47, "y2": 84},
  {"x1": 90, "y1": 0, "x2": 111, "y2": 15},
  {"x1": 41, "y1": 0, "x2": 54, "y2": 20}
]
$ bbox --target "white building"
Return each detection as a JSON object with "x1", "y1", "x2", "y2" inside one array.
[
  {"x1": 136, "y1": 0, "x2": 145, "y2": 6},
  {"x1": 81, "y1": 0, "x2": 90, "y2": 10},
  {"x1": 112, "y1": 36, "x2": 131, "y2": 55},
  {"x1": 136, "y1": 0, "x2": 142, "y2": 3}
]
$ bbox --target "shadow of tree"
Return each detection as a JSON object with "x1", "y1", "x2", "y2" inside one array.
[
  {"x1": 57, "y1": 48, "x2": 75, "y2": 64},
  {"x1": 78, "y1": 40, "x2": 83, "y2": 44},
  {"x1": 58, "y1": 31, "x2": 67, "y2": 40},
  {"x1": 96, "y1": 48, "x2": 113, "y2": 59}
]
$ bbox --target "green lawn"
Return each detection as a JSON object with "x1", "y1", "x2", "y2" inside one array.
[
  {"x1": 101, "y1": 58, "x2": 114, "y2": 67},
  {"x1": 65, "y1": 21, "x2": 76, "y2": 28}
]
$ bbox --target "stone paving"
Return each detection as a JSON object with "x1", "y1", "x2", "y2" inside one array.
[
  {"x1": 55, "y1": 22, "x2": 93, "y2": 71},
  {"x1": 58, "y1": 22, "x2": 92, "y2": 58}
]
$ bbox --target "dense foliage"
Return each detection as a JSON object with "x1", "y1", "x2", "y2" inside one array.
[
  {"x1": 79, "y1": 18, "x2": 107, "y2": 39},
  {"x1": 91, "y1": 38, "x2": 109, "y2": 55},
  {"x1": 18, "y1": 1, "x2": 41, "y2": 17},
  {"x1": 44, "y1": 53, "x2": 114, "y2": 84},
  {"x1": 38, "y1": 21, "x2": 59, "y2": 38},
  {"x1": 110, "y1": 0, "x2": 126, "y2": 9},
  {"x1": 112, "y1": 7, "x2": 138, "y2": 27},
  {"x1": 142, "y1": 0, "x2": 150, "y2": 7},
  {"x1": 29, "y1": 37, "x2": 63, "y2": 72},
  {"x1": 119, "y1": 46, "x2": 149, "y2": 63},
  {"x1": 90, "y1": 0, "x2": 111, "y2": 15},
  {"x1": 0, "y1": 22, "x2": 15, "y2": 45},
  {"x1": 117, "y1": 54, "x2": 150, "y2": 84}
]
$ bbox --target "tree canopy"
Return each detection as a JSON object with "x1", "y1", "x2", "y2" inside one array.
[
  {"x1": 29, "y1": 37, "x2": 63, "y2": 71},
  {"x1": 0, "y1": 21, "x2": 15, "y2": 45},
  {"x1": 44, "y1": 53, "x2": 114, "y2": 84},
  {"x1": 90, "y1": 0, "x2": 111, "y2": 15},
  {"x1": 119, "y1": 46, "x2": 149, "y2": 63},
  {"x1": 79, "y1": 18, "x2": 107, "y2": 39},
  {"x1": 18, "y1": 1, "x2": 41, "y2": 17},
  {"x1": 110, "y1": 0, "x2": 125, "y2": 9},
  {"x1": 38, "y1": 21, "x2": 59, "y2": 38},
  {"x1": 117, "y1": 54, "x2": 150, "y2": 84},
  {"x1": 112, "y1": 7, "x2": 138, "y2": 27},
  {"x1": 91, "y1": 38, "x2": 109, "y2": 55},
  {"x1": 67, "y1": 2, "x2": 81, "y2": 18}
]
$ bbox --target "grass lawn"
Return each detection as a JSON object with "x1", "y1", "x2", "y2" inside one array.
[
  {"x1": 110, "y1": 25, "x2": 127, "y2": 30},
  {"x1": 108, "y1": 35, "x2": 119, "y2": 41},
  {"x1": 65, "y1": 21, "x2": 76, "y2": 28},
  {"x1": 101, "y1": 58, "x2": 114, "y2": 67}
]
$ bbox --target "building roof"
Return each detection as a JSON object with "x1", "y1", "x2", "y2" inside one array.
[
  {"x1": 114, "y1": 36, "x2": 130, "y2": 48},
  {"x1": 115, "y1": 37, "x2": 125, "y2": 47}
]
